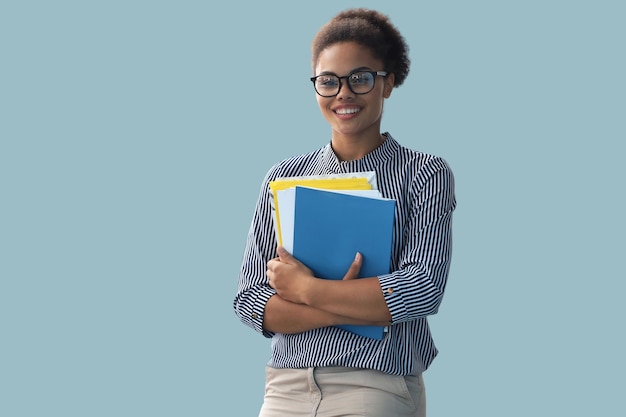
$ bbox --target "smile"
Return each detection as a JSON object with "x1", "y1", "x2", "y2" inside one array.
[{"x1": 335, "y1": 107, "x2": 361, "y2": 115}]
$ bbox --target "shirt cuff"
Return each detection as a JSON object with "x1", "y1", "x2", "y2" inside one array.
[
  {"x1": 378, "y1": 274, "x2": 408, "y2": 323},
  {"x1": 250, "y1": 286, "x2": 277, "y2": 338}
]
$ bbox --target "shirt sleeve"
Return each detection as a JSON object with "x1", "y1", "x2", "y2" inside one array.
[
  {"x1": 378, "y1": 157, "x2": 456, "y2": 323},
  {"x1": 233, "y1": 169, "x2": 279, "y2": 338}
]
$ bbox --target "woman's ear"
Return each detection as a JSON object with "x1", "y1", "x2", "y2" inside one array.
[{"x1": 383, "y1": 73, "x2": 395, "y2": 98}]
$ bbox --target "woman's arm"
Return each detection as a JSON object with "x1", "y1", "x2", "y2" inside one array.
[
  {"x1": 266, "y1": 249, "x2": 393, "y2": 324},
  {"x1": 266, "y1": 161, "x2": 456, "y2": 325},
  {"x1": 263, "y1": 292, "x2": 391, "y2": 334}
]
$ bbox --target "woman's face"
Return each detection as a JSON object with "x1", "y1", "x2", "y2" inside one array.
[{"x1": 313, "y1": 41, "x2": 394, "y2": 140}]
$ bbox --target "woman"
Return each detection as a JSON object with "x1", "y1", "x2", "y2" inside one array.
[{"x1": 234, "y1": 8, "x2": 456, "y2": 417}]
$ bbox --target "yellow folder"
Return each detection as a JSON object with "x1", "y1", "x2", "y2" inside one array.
[{"x1": 269, "y1": 174, "x2": 376, "y2": 246}]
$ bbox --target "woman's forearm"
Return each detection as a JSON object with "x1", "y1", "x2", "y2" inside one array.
[
  {"x1": 304, "y1": 277, "x2": 393, "y2": 323},
  {"x1": 263, "y1": 294, "x2": 390, "y2": 334}
]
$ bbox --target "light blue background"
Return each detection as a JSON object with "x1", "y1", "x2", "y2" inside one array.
[{"x1": 1, "y1": 1, "x2": 624, "y2": 415}]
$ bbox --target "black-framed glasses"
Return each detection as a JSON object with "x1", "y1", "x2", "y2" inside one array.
[{"x1": 310, "y1": 70, "x2": 388, "y2": 97}]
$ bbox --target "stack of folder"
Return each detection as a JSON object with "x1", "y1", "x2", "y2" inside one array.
[{"x1": 269, "y1": 172, "x2": 396, "y2": 340}]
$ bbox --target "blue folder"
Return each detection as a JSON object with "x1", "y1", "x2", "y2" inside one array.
[{"x1": 291, "y1": 186, "x2": 396, "y2": 339}]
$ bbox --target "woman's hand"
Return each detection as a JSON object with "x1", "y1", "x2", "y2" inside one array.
[
  {"x1": 266, "y1": 248, "x2": 391, "y2": 327},
  {"x1": 266, "y1": 247, "x2": 315, "y2": 304},
  {"x1": 267, "y1": 247, "x2": 364, "y2": 305}
]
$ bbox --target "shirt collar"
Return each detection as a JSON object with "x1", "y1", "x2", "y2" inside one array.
[{"x1": 321, "y1": 132, "x2": 399, "y2": 173}]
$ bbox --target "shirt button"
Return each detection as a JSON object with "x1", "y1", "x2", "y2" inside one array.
[
  {"x1": 252, "y1": 313, "x2": 258, "y2": 319},
  {"x1": 386, "y1": 288, "x2": 394, "y2": 294}
]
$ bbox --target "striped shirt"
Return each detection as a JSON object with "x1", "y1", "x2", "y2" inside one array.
[{"x1": 233, "y1": 133, "x2": 456, "y2": 376}]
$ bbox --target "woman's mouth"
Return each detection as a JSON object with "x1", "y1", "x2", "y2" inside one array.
[{"x1": 334, "y1": 107, "x2": 361, "y2": 116}]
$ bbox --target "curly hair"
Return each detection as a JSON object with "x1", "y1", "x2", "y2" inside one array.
[{"x1": 311, "y1": 8, "x2": 410, "y2": 87}]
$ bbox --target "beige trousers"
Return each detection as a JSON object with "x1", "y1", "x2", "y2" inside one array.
[{"x1": 258, "y1": 366, "x2": 426, "y2": 417}]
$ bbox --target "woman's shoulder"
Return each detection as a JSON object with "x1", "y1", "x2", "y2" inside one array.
[
  {"x1": 391, "y1": 137, "x2": 453, "y2": 175},
  {"x1": 388, "y1": 140, "x2": 455, "y2": 202},
  {"x1": 263, "y1": 145, "x2": 328, "y2": 182}
]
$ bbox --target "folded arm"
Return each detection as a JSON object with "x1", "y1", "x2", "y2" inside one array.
[{"x1": 266, "y1": 248, "x2": 392, "y2": 326}]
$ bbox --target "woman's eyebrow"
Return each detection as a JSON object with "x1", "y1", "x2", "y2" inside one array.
[{"x1": 315, "y1": 66, "x2": 373, "y2": 76}]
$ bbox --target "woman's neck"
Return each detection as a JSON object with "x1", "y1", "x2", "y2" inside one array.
[{"x1": 331, "y1": 131, "x2": 385, "y2": 162}]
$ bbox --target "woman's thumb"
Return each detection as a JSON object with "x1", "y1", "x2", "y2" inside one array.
[
  {"x1": 343, "y1": 252, "x2": 362, "y2": 280},
  {"x1": 276, "y1": 246, "x2": 294, "y2": 263}
]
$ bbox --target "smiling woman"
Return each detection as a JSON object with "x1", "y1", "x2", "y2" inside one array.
[
  {"x1": 233, "y1": 8, "x2": 456, "y2": 417},
  {"x1": 312, "y1": 41, "x2": 394, "y2": 161}
]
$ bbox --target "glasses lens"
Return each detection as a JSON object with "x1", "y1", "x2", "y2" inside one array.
[
  {"x1": 314, "y1": 75, "x2": 340, "y2": 97},
  {"x1": 348, "y1": 72, "x2": 375, "y2": 94}
]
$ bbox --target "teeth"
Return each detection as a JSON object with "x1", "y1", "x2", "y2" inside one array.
[{"x1": 336, "y1": 108, "x2": 360, "y2": 115}]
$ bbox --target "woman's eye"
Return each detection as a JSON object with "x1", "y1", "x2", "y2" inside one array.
[
  {"x1": 349, "y1": 73, "x2": 368, "y2": 85},
  {"x1": 319, "y1": 77, "x2": 338, "y2": 87}
]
